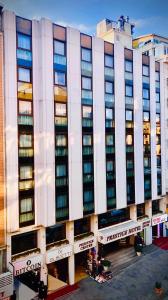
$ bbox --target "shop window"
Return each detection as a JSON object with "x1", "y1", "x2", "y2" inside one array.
[
  {"x1": 81, "y1": 48, "x2": 92, "y2": 62},
  {"x1": 12, "y1": 231, "x2": 37, "y2": 255},
  {"x1": 105, "y1": 55, "x2": 114, "y2": 68},
  {"x1": 125, "y1": 60, "x2": 133, "y2": 73},
  {"x1": 46, "y1": 224, "x2": 66, "y2": 244},
  {"x1": 74, "y1": 217, "x2": 90, "y2": 236}
]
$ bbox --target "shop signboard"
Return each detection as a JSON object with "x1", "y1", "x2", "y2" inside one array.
[
  {"x1": 12, "y1": 254, "x2": 43, "y2": 276},
  {"x1": 0, "y1": 272, "x2": 13, "y2": 299},
  {"x1": 98, "y1": 221, "x2": 143, "y2": 244},
  {"x1": 138, "y1": 218, "x2": 151, "y2": 229},
  {"x1": 152, "y1": 213, "x2": 167, "y2": 226},
  {"x1": 74, "y1": 235, "x2": 96, "y2": 253},
  {"x1": 46, "y1": 244, "x2": 73, "y2": 264}
]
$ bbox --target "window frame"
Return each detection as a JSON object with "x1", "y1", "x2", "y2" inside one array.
[
  {"x1": 18, "y1": 66, "x2": 32, "y2": 83},
  {"x1": 82, "y1": 76, "x2": 92, "y2": 91}
]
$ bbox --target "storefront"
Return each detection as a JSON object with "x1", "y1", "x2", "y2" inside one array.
[
  {"x1": 46, "y1": 243, "x2": 73, "y2": 292},
  {"x1": 74, "y1": 234, "x2": 96, "y2": 282},
  {"x1": 152, "y1": 213, "x2": 167, "y2": 239}
]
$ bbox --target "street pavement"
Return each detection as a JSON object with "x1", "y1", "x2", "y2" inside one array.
[{"x1": 59, "y1": 245, "x2": 168, "y2": 300}]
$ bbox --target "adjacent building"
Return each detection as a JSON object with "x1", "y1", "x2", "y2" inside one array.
[{"x1": 0, "y1": 11, "x2": 168, "y2": 298}]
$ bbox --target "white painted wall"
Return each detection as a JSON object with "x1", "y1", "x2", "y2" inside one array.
[
  {"x1": 160, "y1": 61, "x2": 166, "y2": 195},
  {"x1": 150, "y1": 56, "x2": 157, "y2": 200},
  {"x1": 33, "y1": 19, "x2": 55, "y2": 227},
  {"x1": 114, "y1": 42, "x2": 127, "y2": 209},
  {"x1": 92, "y1": 37, "x2": 106, "y2": 214},
  {"x1": 133, "y1": 50, "x2": 144, "y2": 204},
  {"x1": 67, "y1": 27, "x2": 83, "y2": 220},
  {"x1": 3, "y1": 10, "x2": 19, "y2": 232}
]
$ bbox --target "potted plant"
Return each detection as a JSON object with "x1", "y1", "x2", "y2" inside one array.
[
  {"x1": 135, "y1": 244, "x2": 142, "y2": 256},
  {"x1": 155, "y1": 282, "x2": 163, "y2": 295},
  {"x1": 102, "y1": 260, "x2": 111, "y2": 271}
]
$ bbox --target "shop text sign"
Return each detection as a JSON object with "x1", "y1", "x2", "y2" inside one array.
[
  {"x1": 46, "y1": 244, "x2": 73, "y2": 264},
  {"x1": 74, "y1": 236, "x2": 96, "y2": 253},
  {"x1": 13, "y1": 254, "x2": 43, "y2": 276},
  {"x1": 139, "y1": 218, "x2": 151, "y2": 229},
  {"x1": 152, "y1": 214, "x2": 167, "y2": 226},
  {"x1": 98, "y1": 223, "x2": 142, "y2": 244}
]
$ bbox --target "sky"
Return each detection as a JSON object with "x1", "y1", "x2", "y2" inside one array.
[{"x1": 1, "y1": 0, "x2": 168, "y2": 38}]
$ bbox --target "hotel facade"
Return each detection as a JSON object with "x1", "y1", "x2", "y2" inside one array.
[{"x1": 0, "y1": 10, "x2": 168, "y2": 298}]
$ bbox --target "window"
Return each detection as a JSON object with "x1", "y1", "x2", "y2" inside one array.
[
  {"x1": 106, "y1": 161, "x2": 114, "y2": 172},
  {"x1": 144, "y1": 157, "x2": 150, "y2": 168},
  {"x1": 143, "y1": 65, "x2": 149, "y2": 76},
  {"x1": 156, "y1": 114, "x2": 160, "y2": 123},
  {"x1": 143, "y1": 111, "x2": 150, "y2": 122},
  {"x1": 84, "y1": 190, "x2": 93, "y2": 203},
  {"x1": 155, "y1": 71, "x2": 160, "y2": 82},
  {"x1": 12, "y1": 231, "x2": 37, "y2": 255},
  {"x1": 157, "y1": 156, "x2": 161, "y2": 167},
  {"x1": 143, "y1": 88, "x2": 150, "y2": 99},
  {"x1": 144, "y1": 179, "x2": 150, "y2": 189},
  {"x1": 81, "y1": 48, "x2": 91, "y2": 62},
  {"x1": 156, "y1": 135, "x2": 160, "y2": 145},
  {"x1": 126, "y1": 85, "x2": 133, "y2": 97},
  {"x1": 105, "y1": 55, "x2": 113, "y2": 68},
  {"x1": 83, "y1": 135, "x2": 92, "y2": 146},
  {"x1": 55, "y1": 103, "x2": 66, "y2": 116},
  {"x1": 17, "y1": 33, "x2": 31, "y2": 50},
  {"x1": 19, "y1": 101, "x2": 32, "y2": 115},
  {"x1": 20, "y1": 197, "x2": 33, "y2": 214},
  {"x1": 19, "y1": 134, "x2": 32, "y2": 148},
  {"x1": 144, "y1": 134, "x2": 150, "y2": 145},
  {"x1": 107, "y1": 187, "x2": 115, "y2": 198},
  {"x1": 55, "y1": 71, "x2": 66, "y2": 86},
  {"x1": 106, "y1": 135, "x2": 114, "y2": 146},
  {"x1": 82, "y1": 106, "x2": 92, "y2": 118},
  {"x1": 106, "y1": 108, "x2": 113, "y2": 120},
  {"x1": 54, "y1": 40, "x2": 65, "y2": 55},
  {"x1": 127, "y1": 159, "x2": 133, "y2": 169},
  {"x1": 57, "y1": 194, "x2": 67, "y2": 208},
  {"x1": 105, "y1": 81, "x2": 113, "y2": 94},
  {"x1": 126, "y1": 134, "x2": 133, "y2": 145},
  {"x1": 56, "y1": 135, "x2": 67, "y2": 146},
  {"x1": 18, "y1": 67, "x2": 31, "y2": 82},
  {"x1": 20, "y1": 166, "x2": 33, "y2": 180},
  {"x1": 56, "y1": 165, "x2": 66, "y2": 177},
  {"x1": 125, "y1": 60, "x2": 133, "y2": 73},
  {"x1": 126, "y1": 110, "x2": 133, "y2": 121},
  {"x1": 156, "y1": 92, "x2": 160, "y2": 103},
  {"x1": 46, "y1": 224, "x2": 66, "y2": 244},
  {"x1": 82, "y1": 77, "x2": 92, "y2": 90},
  {"x1": 17, "y1": 49, "x2": 32, "y2": 62},
  {"x1": 83, "y1": 162, "x2": 92, "y2": 174}
]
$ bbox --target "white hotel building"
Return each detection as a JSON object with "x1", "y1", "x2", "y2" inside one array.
[{"x1": 0, "y1": 10, "x2": 168, "y2": 298}]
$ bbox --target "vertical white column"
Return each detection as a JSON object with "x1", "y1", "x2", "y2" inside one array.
[
  {"x1": 160, "y1": 62, "x2": 166, "y2": 195},
  {"x1": 67, "y1": 28, "x2": 83, "y2": 220},
  {"x1": 145, "y1": 200, "x2": 152, "y2": 245},
  {"x1": 114, "y1": 42, "x2": 127, "y2": 209},
  {"x1": 92, "y1": 37, "x2": 106, "y2": 214},
  {"x1": 133, "y1": 51, "x2": 144, "y2": 204},
  {"x1": 3, "y1": 10, "x2": 19, "y2": 232},
  {"x1": 150, "y1": 56, "x2": 157, "y2": 200},
  {"x1": 66, "y1": 221, "x2": 75, "y2": 285},
  {"x1": 33, "y1": 19, "x2": 55, "y2": 227},
  {"x1": 91, "y1": 215, "x2": 98, "y2": 253},
  {"x1": 38, "y1": 228, "x2": 47, "y2": 284}
]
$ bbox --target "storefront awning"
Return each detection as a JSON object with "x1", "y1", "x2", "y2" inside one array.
[{"x1": 98, "y1": 220, "x2": 142, "y2": 244}]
